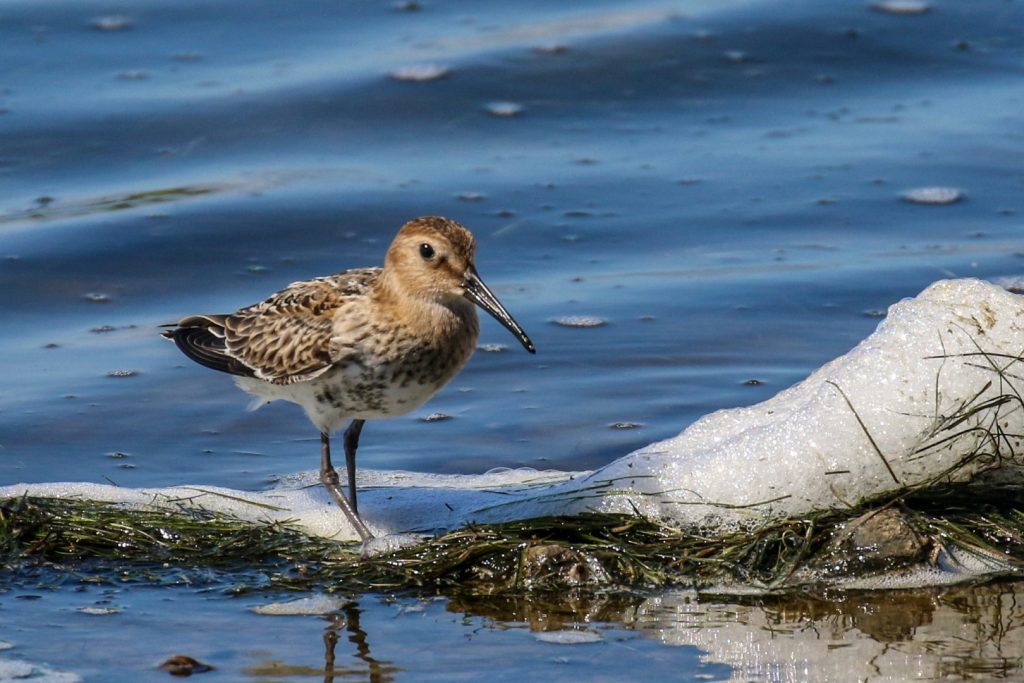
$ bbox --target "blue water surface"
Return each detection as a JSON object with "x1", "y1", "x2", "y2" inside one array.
[{"x1": 1, "y1": 0, "x2": 1022, "y2": 679}]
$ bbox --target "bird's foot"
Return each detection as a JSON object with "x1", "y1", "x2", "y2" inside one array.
[{"x1": 319, "y1": 469, "x2": 374, "y2": 542}]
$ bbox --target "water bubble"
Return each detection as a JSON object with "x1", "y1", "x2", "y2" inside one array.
[
  {"x1": 457, "y1": 192, "x2": 485, "y2": 202},
  {"x1": 83, "y1": 292, "x2": 111, "y2": 303},
  {"x1": 722, "y1": 50, "x2": 750, "y2": 63},
  {"x1": 107, "y1": 369, "x2": 139, "y2": 378},
  {"x1": 901, "y1": 187, "x2": 963, "y2": 205},
  {"x1": 78, "y1": 606, "x2": 121, "y2": 615},
  {"x1": 116, "y1": 70, "x2": 148, "y2": 81},
  {"x1": 534, "y1": 629, "x2": 603, "y2": 644},
  {"x1": 870, "y1": 0, "x2": 930, "y2": 15},
  {"x1": 390, "y1": 64, "x2": 450, "y2": 82},
  {"x1": 609, "y1": 422, "x2": 643, "y2": 430},
  {"x1": 477, "y1": 343, "x2": 508, "y2": 353},
  {"x1": 484, "y1": 101, "x2": 524, "y2": 117},
  {"x1": 420, "y1": 412, "x2": 452, "y2": 422},
  {"x1": 550, "y1": 316, "x2": 608, "y2": 328},
  {"x1": 90, "y1": 15, "x2": 133, "y2": 31}
]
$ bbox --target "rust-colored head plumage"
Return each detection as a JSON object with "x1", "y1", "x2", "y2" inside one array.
[
  {"x1": 382, "y1": 216, "x2": 535, "y2": 353},
  {"x1": 382, "y1": 216, "x2": 477, "y2": 302}
]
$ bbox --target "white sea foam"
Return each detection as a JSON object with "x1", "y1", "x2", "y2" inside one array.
[
  {"x1": 0, "y1": 469, "x2": 583, "y2": 541},
  {"x1": 533, "y1": 629, "x2": 604, "y2": 644},
  {"x1": 0, "y1": 658, "x2": 81, "y2": 683},
  {"x1": 3, "y1": 279, "x2": 1022, "y2": 585},
  {"x1": 251, "y1": 594, "x2": 346, "y2": 616},
  {"x1": 541, "y1": 278, "x2": 1024, "y2": 530}
]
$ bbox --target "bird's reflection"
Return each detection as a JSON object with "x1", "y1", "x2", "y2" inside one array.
[{"x1": 321, "y1": 601, "x2": 399, "y2": 683}]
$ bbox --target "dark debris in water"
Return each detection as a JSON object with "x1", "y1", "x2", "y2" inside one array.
[
  {"x1": 811, "y1": 507, "x2": 932, "y2": 575},
  {"x1": 1, "y1": 185, "x2": 224, "y2": 226},
  {"x1": 158, "y1": 655, "x2": 214, "y2": 677}
]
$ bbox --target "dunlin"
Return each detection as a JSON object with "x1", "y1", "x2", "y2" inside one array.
[{"x1": 163, "y1": 216, "x2": 535, "y2": 540}]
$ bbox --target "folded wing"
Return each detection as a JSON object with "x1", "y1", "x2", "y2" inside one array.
[{"x1": 163, "y1": 268, "x2": 380, "y2": 385}]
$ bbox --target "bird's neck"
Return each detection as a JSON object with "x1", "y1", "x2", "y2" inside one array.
[{"x1": 372, "y1": 270, "x2": 479, "y2": 344}]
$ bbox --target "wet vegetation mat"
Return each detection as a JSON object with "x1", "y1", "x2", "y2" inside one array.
[{"x1": 2, "y1": 489, "x2": 1023, "y2": 596}]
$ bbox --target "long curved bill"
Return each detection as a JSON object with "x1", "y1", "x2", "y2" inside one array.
[{"x1": 463, "y1": 266, "x2": 536, "y2": 354}]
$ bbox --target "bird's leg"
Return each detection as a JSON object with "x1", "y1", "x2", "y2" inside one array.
[
  {"x1": 343, "y1": 419, "x2": 365, "y2": 515},
  {"x1": 320, "y1": 431, "x2": 373, "y2": 541}
]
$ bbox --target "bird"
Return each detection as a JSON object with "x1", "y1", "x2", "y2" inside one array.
[{"x1": 163, "y1": 216, "x2": 535, "y2": 541}]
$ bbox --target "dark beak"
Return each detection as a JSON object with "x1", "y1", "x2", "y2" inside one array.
[{"x1": 463, "y1": 266, "x2": 536, "y2": 354}]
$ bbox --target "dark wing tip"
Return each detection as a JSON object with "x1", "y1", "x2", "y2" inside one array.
[{"x1": 165, "y1": 320, "x2": 256, "y2": 378}]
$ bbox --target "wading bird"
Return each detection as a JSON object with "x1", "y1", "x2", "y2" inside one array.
[{"x1": 164, "y1": 216, "x2": 535, "y2": 540}]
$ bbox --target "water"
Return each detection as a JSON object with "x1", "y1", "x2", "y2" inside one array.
[
  {"x1": 1, "y1": 0, "x2": 1023, "y2": 679},
  {"x1": 3, "y1": 581, "x2": 1024, "y2": 681}
]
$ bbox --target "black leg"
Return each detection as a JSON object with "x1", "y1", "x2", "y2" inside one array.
[
  {"x1": 319, "y1": 431, "x2": 373, "y2": 541},
  {"x1": 343, "y1": 419, "x2": 365, "y2": 516}
]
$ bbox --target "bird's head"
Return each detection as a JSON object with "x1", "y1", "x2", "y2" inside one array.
[{"x1": 384, "y1": 216, "x2": 535, "y2": 353}]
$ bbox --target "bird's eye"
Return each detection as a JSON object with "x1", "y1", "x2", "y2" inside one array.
[{"x1": 419, "y1": 243, "x2": 435, "y2": 260}]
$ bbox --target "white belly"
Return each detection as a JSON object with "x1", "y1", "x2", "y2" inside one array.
[{"x1": 234, "y1": 362, "x2": 451, "y2": 434}]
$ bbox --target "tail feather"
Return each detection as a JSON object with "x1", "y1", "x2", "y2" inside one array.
[{"x1": 165, "y1": 318, "x2": 256, "y2": 378}]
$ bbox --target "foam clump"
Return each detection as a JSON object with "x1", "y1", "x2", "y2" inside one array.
[
  {"x1": 251, "y1": 594, "x2": 346, "y2": 616},
  {"x1": 527, "y1": 278, "x2": 1024, "y2": 529},
  {"x1": 361, "y1": 533, "x2": 423, "y2": 558},
  {"x1": 0, "y1": 658, "x2": 82, "y2": 683}
]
